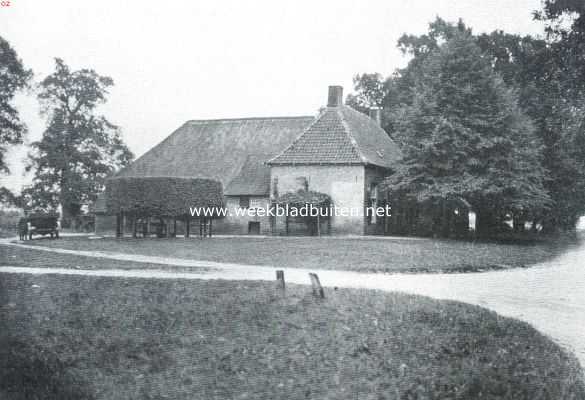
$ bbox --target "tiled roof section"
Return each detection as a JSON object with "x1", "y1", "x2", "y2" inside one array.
[
  {"x1": 268, "y1": 108, "x2": 362, "y2": 164},
  {"x1": 339, "y1": 106, "x2": 402, "y2": 168},
  {"x1": 268, "y1": 106, "x2": 402, "y2": 169},
  {"x1": 116, "y1": 116, "x2": 314, "y2": 186},
  {"x1": 224, "y1": 154, "x2": 271, "y2": 196}
]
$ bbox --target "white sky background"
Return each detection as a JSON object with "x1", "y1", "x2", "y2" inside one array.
[{"x1": 1, "y1": 0, "x2": 544, "y2": 192}]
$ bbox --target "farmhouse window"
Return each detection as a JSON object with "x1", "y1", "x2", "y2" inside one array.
[
  {"x1": 295, "y1": 176, "x2": 309, "y2": 191},
  {"x1": 239, "y1": 196, "x2": 250, "y2": 209},
  {"x1": 248, "y1": 221, "x2": 260, "y2": 235}
]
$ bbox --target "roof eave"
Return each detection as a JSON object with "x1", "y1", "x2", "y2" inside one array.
[
  {"x1": 224, "y1": 192, "x2": 269, "y2": 197},
  {"x1": 267, "y1": 161, "x2": 367, "y2": 166}
]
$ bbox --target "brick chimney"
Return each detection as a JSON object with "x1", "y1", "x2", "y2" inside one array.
[
  {"x1": 327, "y1": 86, "x2": 343, "y2": 107},
  {"x1": 369, "y1": 107, "x2": 381, "y2": 126}
]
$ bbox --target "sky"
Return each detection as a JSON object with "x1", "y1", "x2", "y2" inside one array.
[{"x1": 1, "y1": 0, "x2": 545, "y2": 192}]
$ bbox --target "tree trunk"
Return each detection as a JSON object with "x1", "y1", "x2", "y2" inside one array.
[
  {"x1": 441, "y1": 200, "x2": 449, "y2": 238},
  {"x1": 116, "y1": 213, "x2": 122, "y2": 238},
  {"x1": 475, "y1": 208, "x2": 499, "y2": 237},
  {"x1": 60, "y1": 202, "x2": 73, "y2": 229}
]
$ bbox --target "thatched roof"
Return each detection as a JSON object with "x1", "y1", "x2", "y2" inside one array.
[
  {"x1": 268, "y1": 106, "x2": 402, "y2": 169},
  {"x1": 224, "y1": 154, "x2": 271, "y2": 196},
  {"x1": 116, "y1": 116, "x2": 314, "y2": 186}
]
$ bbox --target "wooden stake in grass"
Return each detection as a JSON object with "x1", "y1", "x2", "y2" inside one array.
[
  {"x1": 309, "y1": 273, "x2": 324, "y2": 299},
  {"x1": 276, "y1": 270, "x2": 285, "y2": 291}
]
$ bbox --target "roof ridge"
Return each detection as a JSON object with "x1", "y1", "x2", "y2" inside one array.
[
  {"x1": 187, "y1": 116, "x2": 313, "y2": 124},
  {"x1": 336, "y1": 106, "x2": 368, "y2": 164},
  {"x1": 266, "y1": 109, "x2": 325, "y2": 165},
  {"x1": 114, "y1": 121, "x2": 191, "y2": 177}
]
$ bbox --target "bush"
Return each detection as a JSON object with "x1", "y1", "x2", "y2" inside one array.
[
  {"x1": 0, "y1": 209, "x2": 22, "y2": 238},
  {"x1": 105, "y1": 177, "x2": 223, "y2": 217}
]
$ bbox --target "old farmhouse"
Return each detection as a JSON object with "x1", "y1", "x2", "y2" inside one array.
[{"x1": 96, "y1": 86, "x2": 406, "y2": 236}]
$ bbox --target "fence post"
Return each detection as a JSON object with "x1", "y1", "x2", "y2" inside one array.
[
  {"x1": 276, "y1": 270, "x2": 285, "y2": 291},
  {"x1": 309, "y1": 273, "x2": 324, "y2": 299}
]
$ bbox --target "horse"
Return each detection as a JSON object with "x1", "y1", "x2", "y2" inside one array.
[{"x1": 17, "y1": 218, "x2": 28, "y2": 241}]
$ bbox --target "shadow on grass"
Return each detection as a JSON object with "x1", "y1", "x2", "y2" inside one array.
[{"x1": 0, "y1": 337, "x2": 94, "y2": 400}]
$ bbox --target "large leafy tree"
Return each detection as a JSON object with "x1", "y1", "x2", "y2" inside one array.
[
  {"x1": 385, "y1": 32, "x2": 549, "y2": 234},
  {"x1": 345, "y1": 73, "x2": 385, "y2": 115},
  {"x1": 532, "y1": 1, "x2": 585, "y2": 230},
  {"x1": 347, "y1": 19, "x2": 472, "y2": 134},
  {"x1": 25, "y1": 58, "x2": 133, "y2": 224},
  {"x1": 0, "y1": 36, "x2": 31, "y2": 172},
  {"x1": 0, "y1": 36, "x2": 32, "y2": 204},
  {"x1": 350, "y1": 16, "x2": 585, "y2": 231},
  {"x1": 536, "y1": 0, "x2": 585, "y2": 86}
]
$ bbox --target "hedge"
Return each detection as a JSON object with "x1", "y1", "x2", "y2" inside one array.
[{"x1": 105, "y1": 177, "x2": 223, "y2": 217}]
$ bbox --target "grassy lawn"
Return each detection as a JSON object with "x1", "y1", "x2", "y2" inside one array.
[
  {"x1": 0, "y1": 245, "x2": 212, "y2": 273},
  {"x1": 18, "y1": 235, "x2": 573, "y2": 273},
  {"x1": 0, "y1": 270, "x2": 583, "y2": 400}
]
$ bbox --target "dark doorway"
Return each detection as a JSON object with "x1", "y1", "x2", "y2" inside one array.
[{"x1": 248, "y1": 221, "x2": 260, "y2": 235}]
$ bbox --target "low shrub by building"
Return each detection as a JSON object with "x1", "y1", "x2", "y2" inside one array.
[{"x1": 105, "y1": 176, "x2": 223, "y2": 218}]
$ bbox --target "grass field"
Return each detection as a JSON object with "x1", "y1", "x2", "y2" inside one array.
[
  {"x1": 19, "y1": 235, "x2": 573, "y2": 273},
  {"x1": 0, "y1": 271, "x2": 583, "y2": 400},
  {"x1": 1, "y1": 245, "x2": 213, "y2": 273}
]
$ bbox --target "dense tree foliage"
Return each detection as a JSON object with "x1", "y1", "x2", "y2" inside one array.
[
  {"x1": 0, "y1": 36, "x2": 31, "y2": 174},
  {"x1": 349, "y1": 14, "x2": 585, "y2": 233},
  {"x1": 536, "y1": 0, "x2": 585, "y2": 86},
  {"x1": 345, "y1": 73, "x2": 385, "y2": 115},
  {"x1": 386, "y1": 32, "x2": 549, "y2": 234},
  {"x1": 25, "y1": 59, "x2": 133, "y2": 224},
  {"x1": 0, "y1": 36, "x2": 32, "y2": 206},
  {"x1": 532, "y1": 0, "x2": 585, "y2": 230}
]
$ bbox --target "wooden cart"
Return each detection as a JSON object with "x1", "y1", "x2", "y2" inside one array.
[{"x1": 25, "y1": 213, "x2": 60, "y2": 240}]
